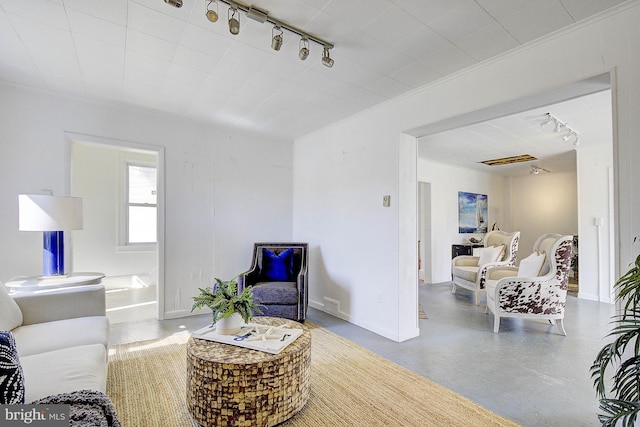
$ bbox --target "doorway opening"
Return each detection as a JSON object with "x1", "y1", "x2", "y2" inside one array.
[
  {"x1": 418, "y1": 182, "x2": 432, "y2": 284},
  {"x1": 412, "y1": 73, "x2": 615, "y2": 307},
  {"x1": 69, "y1": 134, "x2": 164, "y2": 324}
]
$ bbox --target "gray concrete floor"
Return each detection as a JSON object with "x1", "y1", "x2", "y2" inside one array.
[
  {"x1": 104, "y1": 275, "x2": 157, "y2": 324},
  {"x1": 110, "y1": 282, "x2": 613, "y2": 427}
]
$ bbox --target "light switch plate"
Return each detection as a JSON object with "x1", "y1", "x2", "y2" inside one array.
[{"x1": 383, "y1": 195, "x2": 391, "y2": 207}]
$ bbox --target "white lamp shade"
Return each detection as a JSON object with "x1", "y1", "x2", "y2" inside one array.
[{"x1": 19, "y1": 195, "x2": 83, "y2": 231}]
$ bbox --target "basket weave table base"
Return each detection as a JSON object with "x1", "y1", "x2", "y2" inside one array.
[{"x1": 186, "y1": 317, "x2": 311, "y2": 427}]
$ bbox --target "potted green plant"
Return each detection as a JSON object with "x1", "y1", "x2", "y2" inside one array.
[
  {"x1": 191, "y1": 276, "x2": 263, "y2": 335},
  {"x1": 591, "y1": 236, "x2": 640, "y2": 426}
]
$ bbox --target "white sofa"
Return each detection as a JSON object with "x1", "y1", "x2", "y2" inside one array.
[{"x1": 0, "y1": 281, "x2": 109, "y2": 403}]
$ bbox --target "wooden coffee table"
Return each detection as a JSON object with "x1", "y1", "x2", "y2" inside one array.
[{"x1": 186, "y1": 317, "x2": 311, "y2": 427}]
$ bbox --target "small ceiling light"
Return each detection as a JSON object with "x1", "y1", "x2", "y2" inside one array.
[
  {"x1": 562, "y1": 131, "x2": 572, "y2": 142},
  {"x1": 322, "y1": 47, "x2": 334, "y2": 68},
  {"x1": 541, "y1": 113, "x2": 552, "y2": 127},
  {"x1": 530, "y1": 165, "x2": 550, "y2": 175},
  {"x1": 573, "y1": 135, "x2": 581, "y2": 147},
  {"x1": 554, "y1": 119, "x2": 563, "y2": 133},
  {"x1": 205, "y1": 0, "x2": 219, "y2": 22},
  {"x1": 271, "y1": 26, "x2": 283, "y2": 51},
  {"x1": 228, "y1": 6, "x2": 240, "y2": 35},
  {"x1": 298, "y1": 38, "x2": 309, "y2": 60}
]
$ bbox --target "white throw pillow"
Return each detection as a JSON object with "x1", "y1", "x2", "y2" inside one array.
[
  {"x1": 0, "y1": 282, "x2": 23, "y2": 330},
  {"x1": 518, "y1": 251, "x2": 546, "y2": 277},
  {"x1": 477, "y1": 245, "x2": 504, "y2": 266}
]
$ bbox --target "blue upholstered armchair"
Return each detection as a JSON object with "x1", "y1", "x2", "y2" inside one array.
[{"x1": 237, "y1": 243, "x2": 309, "y2": 322}]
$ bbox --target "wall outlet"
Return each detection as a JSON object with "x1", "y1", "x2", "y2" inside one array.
[{"x1": 377, "y1": 293, "x2": 383, "y2": 303}]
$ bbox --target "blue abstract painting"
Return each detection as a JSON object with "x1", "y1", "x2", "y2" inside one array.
[{"x1": 458, "y1": 191, "x2": 488, "y2": 233}]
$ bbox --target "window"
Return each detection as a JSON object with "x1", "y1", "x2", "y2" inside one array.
[{"x1": 126, "y1": 164, "x2": 157, "y2": 244}]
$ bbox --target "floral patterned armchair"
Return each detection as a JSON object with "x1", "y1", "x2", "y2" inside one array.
[
  {"x1": 484, "y1": 234, "x2": 573, "y2": 335},
  {"x1": 451, "y1": 230, "x2": 520, "y2": 305}
]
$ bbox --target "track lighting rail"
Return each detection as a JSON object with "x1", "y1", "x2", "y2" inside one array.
[
  {"x1": 221, "y1": 0, "x2": 334, "y2": 50},
  {"x1": 541, "y1": 112, "x2": 580, "y2": 146}
]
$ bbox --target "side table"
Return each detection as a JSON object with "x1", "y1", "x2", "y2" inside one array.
[
  {"x1": 451, "y1": 243, "x2": 483, "y2": 258},
  {"x1": 4, "y1": 272, "x2": 105, "y2": 295},
  {"x1": 186, "y1": 316, "x2": 311, "y2": 427}
]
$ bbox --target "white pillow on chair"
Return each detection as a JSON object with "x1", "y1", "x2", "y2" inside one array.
[
  {"x1": 477, "y1": 245, "x2": 504, "y2": 266},
  {"x1": 518, "y1": 252, "x2": 546, "y2": 277}
]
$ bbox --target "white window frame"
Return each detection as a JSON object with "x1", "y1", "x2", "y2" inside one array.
[{"x1": 119, "y1": 160, "x2": 157, "y2": 251}]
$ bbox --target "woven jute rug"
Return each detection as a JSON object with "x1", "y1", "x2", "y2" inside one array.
[{"x1": 107, "y1": 323, "x2": 517, "y2": 427}]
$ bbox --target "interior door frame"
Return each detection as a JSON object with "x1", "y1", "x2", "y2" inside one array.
[{"x1": 64, "y1": 131, "x2": 166, "y2": 320}]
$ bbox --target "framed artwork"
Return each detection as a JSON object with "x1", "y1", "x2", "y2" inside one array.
[{"x1": 458, "y1": 191, "x2": 488, "y2": 233}]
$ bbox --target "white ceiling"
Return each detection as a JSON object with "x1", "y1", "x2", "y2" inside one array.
[
  {"x1": 418, "y1": 87, "x2": 613, "y2": 177},
  {"x1": 0, "y1": 0, "x2": 626, "y2": 141}
]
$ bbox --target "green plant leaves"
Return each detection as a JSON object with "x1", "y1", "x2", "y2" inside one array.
[
  {"x1": 190, "y1": 276, "x2": 264, "y2": 324},
  {"x1": 597, "y1": 399, "x2": 640, "y2": 427},
  {"x1": 591, "y1": 254, "x2": 640, "y2": 425}
]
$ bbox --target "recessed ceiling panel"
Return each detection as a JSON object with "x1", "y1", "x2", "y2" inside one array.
[{"x1": 480, "y1": 154, "x2": 538, "y2": 166}]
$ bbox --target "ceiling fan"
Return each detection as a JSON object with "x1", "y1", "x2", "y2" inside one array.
[{"x1": 529, "y1": 165, "x2": 551, "y2": 175}]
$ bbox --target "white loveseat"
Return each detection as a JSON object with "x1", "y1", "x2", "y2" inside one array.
[{"x1": 0, "y1": 281, "x2": 109, "y2": 403}]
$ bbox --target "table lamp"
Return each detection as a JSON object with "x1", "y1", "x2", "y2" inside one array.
[{"x1": 19, "y1": 194, "x2": 83, "y2": 277}]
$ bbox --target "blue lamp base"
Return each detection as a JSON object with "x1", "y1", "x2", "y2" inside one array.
[{"x1": 43, "y1": 231, "x2": 64, "y2": 276}]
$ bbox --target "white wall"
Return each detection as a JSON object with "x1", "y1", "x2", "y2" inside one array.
[
  {"x1": 0, "y1": 83, "x2": 293, "y2": 320},
  {"x1": 577, "y1": 142, "x2": 615, "y2": 302},
  {"x1": 292, "y1": 120, "x2": 404, "y2": 339},
  {"x1": 71, "y1": 143, "x2": 157, "y2": 279},
  {"x1": 418, "y1": 182, "x2": 431, "y2": 282},
  {"x1": 293, "y1": 2, "x2": 640, "y2": 341},
  {"x1": 418, "y1": 159, "x2": 507, "y2": 283},
  {"x1": 510, "y1": 171, "x2": 578, "y2": 258}
]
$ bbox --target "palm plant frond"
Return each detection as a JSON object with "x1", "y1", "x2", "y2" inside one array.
[
  {"x1": 598, "y1": 399, "x2": 640, "y2": 427},
  {"x1": 591, "y1": 253, "x2": 640, "y2": 426},
  {"x1": 616, "y1": 257, "x2": 640, "y2": 311}
]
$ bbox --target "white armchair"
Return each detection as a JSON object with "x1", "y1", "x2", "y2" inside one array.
[
  {"x1": 484, "y1": 233, "x2": 573, "y2": 335},
  {"x1": 451, "y1": 230, "x2": 520, "y2": 305}
]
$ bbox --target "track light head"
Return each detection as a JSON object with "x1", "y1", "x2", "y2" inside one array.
[
  {"x1": 206, "y1": 0, "x2": 219, "y2": 22},
  {"x1": 271, "y1": 26, "x2": 283, "y2": 51},
  {"x1": 554, "y1": 119, "x2": 563, "y2": 133},
  {"x1": 228, "y1": 7, "x2": 240, "y2": 35},
  {"x1": 164, "y1": 0, "x2": 183, "y2": 8},
  {"x1": 298, "y1": 38, "x2": 309, "y2": 60},
  {"x1": 529, "y1": 165, "x2": 551, "y2": 175},
  {"x1": 542, "y1": 113, "x2": 580, "y2": 146},
  {"x1": 322, "y1": 47, "x2": 334, "y2": 68}
]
